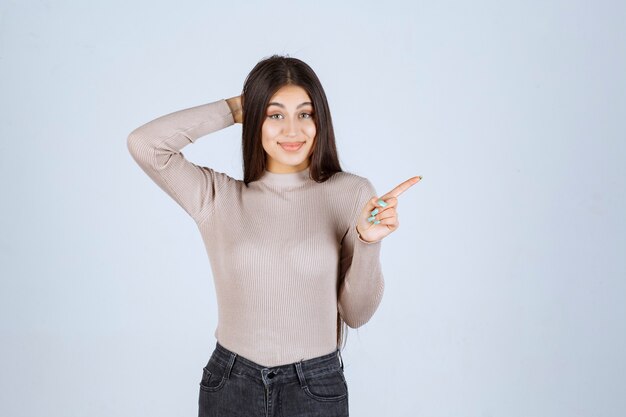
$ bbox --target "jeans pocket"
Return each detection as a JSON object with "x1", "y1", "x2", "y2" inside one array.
[
  {"x1": 199, "y1": 364, "x2": 227, "y2": 392},
  {"x1": 301, "y1": 368, "x2": 348, "y2": 402}
]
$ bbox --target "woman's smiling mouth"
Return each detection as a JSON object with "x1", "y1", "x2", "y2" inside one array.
[{"x1": 279, "y1": 141, "x2": 305, "y2": 151}]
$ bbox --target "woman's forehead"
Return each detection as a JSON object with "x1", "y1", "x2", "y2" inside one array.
[{"x1": 269, "y1": 85, "x2": 312, "y2": 103}]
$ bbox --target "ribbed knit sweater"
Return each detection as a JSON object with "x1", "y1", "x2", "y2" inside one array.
[{"x1": 127, "y1": 99, "x2": 385, "y2": 367}]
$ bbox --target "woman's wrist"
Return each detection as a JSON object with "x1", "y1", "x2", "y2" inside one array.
[{"x1": 225, "y1": 96, "x2": 243, "y2": 124}]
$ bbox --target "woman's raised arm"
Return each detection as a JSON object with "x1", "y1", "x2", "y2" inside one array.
[{"x1": 126, "y1": 98, "x2": 236, "y2": 225}]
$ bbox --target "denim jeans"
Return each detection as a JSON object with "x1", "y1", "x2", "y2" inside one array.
[{"x1": 198, "y1": 341, "x2": 349, "y2": 417}]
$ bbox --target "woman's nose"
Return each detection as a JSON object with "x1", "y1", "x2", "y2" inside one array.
[{"x1": 284, "y1": 118, "x2": 298, "y2": 137}]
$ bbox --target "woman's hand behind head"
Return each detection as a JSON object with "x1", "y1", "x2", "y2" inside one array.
[{"x1": 226, "y1": 95, "x2": 243, "y2": 124}]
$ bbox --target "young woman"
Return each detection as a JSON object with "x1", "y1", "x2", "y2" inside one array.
[{"x1": 127, "y1": 54, "x2": 420, "y2": 417}]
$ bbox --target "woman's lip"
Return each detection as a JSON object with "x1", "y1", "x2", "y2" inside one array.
[{"x1": 279, "y1": 141, "x2": 305, "y2": 151}]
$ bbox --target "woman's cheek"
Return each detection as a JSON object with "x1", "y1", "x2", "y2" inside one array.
[
  {"x1": 306, "y1": 123, "x2": 316, "y2": 139},
  {"x1": 262, "y1": 123, "x2": 279, "y2": 141}
]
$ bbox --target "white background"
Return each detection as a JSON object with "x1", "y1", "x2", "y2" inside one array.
[{"x1": 1, "y1": 1, "x2": 624, "y2": 416}]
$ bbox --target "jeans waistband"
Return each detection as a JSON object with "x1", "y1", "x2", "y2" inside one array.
[{"x1": 209, "y1": 341, "x2": 344, "y2": 386}]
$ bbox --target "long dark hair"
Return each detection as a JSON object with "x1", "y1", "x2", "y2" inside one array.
[
  {"x1": 240, "y1": 54, "x2": 342, "y2": 185},
  {"x1": 240, "y1": 55, "x2": 351, "y2": 351}
]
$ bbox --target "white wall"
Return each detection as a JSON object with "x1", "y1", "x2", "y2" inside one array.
[{"x1": 1, "y1": 1, "x2": 624, "y2": 416}]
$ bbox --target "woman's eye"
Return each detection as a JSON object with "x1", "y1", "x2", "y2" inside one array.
[{"x1": 267, "y1": 113, "x2": 313, "y2": 120}]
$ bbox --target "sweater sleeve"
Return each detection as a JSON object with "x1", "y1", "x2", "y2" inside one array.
[
  {"x1": 337, "y1": 179, "x2": 385, "y2": 328},
  {"x1": 126, "y1": 99, "x2": 235, "y2": 225}
]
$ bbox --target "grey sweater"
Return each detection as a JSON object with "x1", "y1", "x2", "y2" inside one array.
[{"x1": 127, "y1": 98, "x2": 384, "y2": 367}]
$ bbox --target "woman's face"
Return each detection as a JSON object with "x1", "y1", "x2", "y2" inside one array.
[{"x1": 261, "y1": 84, "x2": 316, "y2": 173}]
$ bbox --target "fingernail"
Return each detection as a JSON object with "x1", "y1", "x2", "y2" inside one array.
[
  {"x1": 367, "y1": 215, "x2": 376, "y2": 222},
  {"x1": 374, "y1": 220, "x2": 380, "y2": 224},
  {"x1": 377, "y1": 199, "x2": 388, "y2": 207},
  {"x1": 370, "y1": 208, "x2": 379, "y2": 216}
]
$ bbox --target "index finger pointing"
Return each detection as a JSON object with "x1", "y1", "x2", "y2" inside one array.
[{"x1": 382, "y1": 175, "x2": 422, "y2": 199}]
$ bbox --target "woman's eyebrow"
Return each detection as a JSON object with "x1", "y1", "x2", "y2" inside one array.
[{"x1": 267, "y1": 101, "x2": 313, "y2": 109}]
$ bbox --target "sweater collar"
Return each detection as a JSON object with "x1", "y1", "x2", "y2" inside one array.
[{"x1": 259, "y1": 166, "x2": 311, "y2": 187}]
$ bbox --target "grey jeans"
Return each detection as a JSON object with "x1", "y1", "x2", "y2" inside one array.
[{"x1": 198, "y1": 341, "x2": 349, "y2": 417}]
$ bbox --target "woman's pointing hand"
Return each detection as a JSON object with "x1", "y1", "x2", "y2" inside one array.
[{"x1": 356, "y1": 175, "x2": 422, "y2": 243}]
